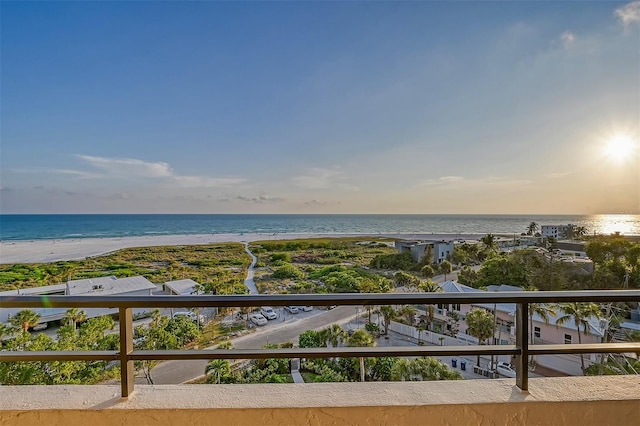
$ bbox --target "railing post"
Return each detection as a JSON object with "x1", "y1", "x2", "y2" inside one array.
[
  {"x1": 119, "y1": 307, "x2": 134, "y2": 397},
  {"x1": 515, "y1": 302, "x2": 528, "y2": 391}
]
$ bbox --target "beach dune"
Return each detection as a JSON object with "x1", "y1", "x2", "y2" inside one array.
[{"x1": 0, "y1": 233, "x2": 483, "y2": 264}]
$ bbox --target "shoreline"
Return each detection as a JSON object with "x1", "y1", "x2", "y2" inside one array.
[{"x1": 0, "y1": 232, "x2": 484, "y2": 264}]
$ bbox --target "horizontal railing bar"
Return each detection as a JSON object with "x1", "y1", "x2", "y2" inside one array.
[
  {"x1": 0, "y1": 351, "x2": 119, "y2": 362},
  {"x1": 4, "y1": 344, "x2": 637, "y2": 363},
  {"x1": 529, "y1": 343, "x2": 640, "y2": 355},
  {"x1": 1, "y1": 290, "x2": 639, "y2": 309},
  {"x1": 129, "y1": 346, "x2": 520, "y2": 361}
]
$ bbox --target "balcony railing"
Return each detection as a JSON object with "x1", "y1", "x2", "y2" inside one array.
[{"x1": 1, "y1": 290, "x2": 639, "y2": 397}]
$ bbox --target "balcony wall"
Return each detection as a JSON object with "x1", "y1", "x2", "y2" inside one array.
[{"x1": 1, "y1": 376, "x2": 638, "y2": 426}]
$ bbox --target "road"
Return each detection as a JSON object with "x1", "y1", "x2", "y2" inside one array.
[{"x1": 149, "y1": 306, "x2": 358, "y2": 384}]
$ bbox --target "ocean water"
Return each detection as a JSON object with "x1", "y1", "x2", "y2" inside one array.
[{"x1": 1, "y1": 214, "x2": 639, "y2": 241}]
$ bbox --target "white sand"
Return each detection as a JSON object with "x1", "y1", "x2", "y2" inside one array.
[{"x1": 0, "y1": 233, "x2": 483, "y2": 264}]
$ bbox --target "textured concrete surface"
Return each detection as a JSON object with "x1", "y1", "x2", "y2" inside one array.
[{"x1": 1, "y1": 376, "x2": 639, "y2": 425}]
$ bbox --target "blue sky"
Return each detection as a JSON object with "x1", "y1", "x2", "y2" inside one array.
[{"x1": 1, "y1": 1, "x2": 638, "y2": 214}]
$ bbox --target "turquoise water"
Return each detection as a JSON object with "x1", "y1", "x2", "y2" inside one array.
[{"x1": 1, "y1": 214, "x2": 638, "y2": 241}]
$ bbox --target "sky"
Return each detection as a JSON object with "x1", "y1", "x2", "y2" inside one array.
[{"x1": 1, "y1": 1, "x2": 639, "y2": 215}]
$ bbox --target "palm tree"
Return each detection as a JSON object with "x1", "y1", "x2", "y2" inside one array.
[
  {"x1": 556, "y1": 302, "x2": 603, "y2": 374},
  {"x1": 399, "y1": 305, "x2": 417, "y2": 327},
  {"x1": 391, "y1": 358, "x2": 413, "y2": 381},
  {"x1": 528, "y1": 302, "x2": 557, "y2": 368},
  {"x1": 0, "y1": 323, "x2": 13, "y2": 347},
  {"x1": 575, "y1": 226, "x2": 587, "y2": 238},
  {"x1": 9, "y1": 309, "x2": 41, "y2": 334},
  {"x1": 439, "y1": 260, "x2": 453, "y2": 281},
  {"x1": 323, "y1": 323, "x2": 348, "y2": 348},
  {"x1": 480, "y1": 234, "x2": 498, "y2": 253},
  {"x1": 416, "y1": 323, "x2": 426, "y2": 345},
  {"x1": 348, "y1": 329, "x2": 376, "y2": 382},
  {"x1": 418, "y1": 280, "x2": 441, "y2": 331},
  {"x1": 62, "y1": 308, "x2": 87, "y2": 332},
  {"x1": 418, "y1": 279, "x2": 441, "y2": 293},
  {"x1": 527, "y1": 222, "x2": 539, "y2": 236},
  {"x1": 380, "y1": 306, "x2": 397, "y2": 336},
  {"x1": 205, "y1": 359, "x2": 232, "y2": 384},
  {"x1": 465, "y1": 308, "x2": 494, "y2": 367}
]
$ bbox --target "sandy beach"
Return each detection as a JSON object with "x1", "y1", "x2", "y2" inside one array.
[{"x1": 0, "y1": 233, "x2": 483, "y2": 264}]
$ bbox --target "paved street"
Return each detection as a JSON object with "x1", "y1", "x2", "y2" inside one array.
[{"x1": 150, "y1": 306, "x2": 358, "y2": 384}]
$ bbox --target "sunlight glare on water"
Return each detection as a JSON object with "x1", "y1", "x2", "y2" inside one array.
[{"x1": 588, "y1": 215, "x2": 639, "y2": 236}]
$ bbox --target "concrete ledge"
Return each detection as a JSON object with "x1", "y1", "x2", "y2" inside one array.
[{"x1": 1, "y1": 376, "x2": 639, "y2": 425}]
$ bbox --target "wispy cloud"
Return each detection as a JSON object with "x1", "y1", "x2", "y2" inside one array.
[
  {"x1": 439, "y1": 176, "x2": 464, "y2": 182},
  {"x1": 43, "y1": 155, "x2": 247, "y2": 188},
  {"x1": 615, "y1": 1, "x2": 640, "y2": 27},
  {"x1": 235, "y1": 194, "x2": 286, "y2": 204},
  {"x1": 77, "y1": 155, "x2": 173, "y2": 178},
  {"x1": 560, "y1": 30, "x2": 576, "y2": 49},
  {"x1": 546, "y1": 171, "x2": 573, "y2": 179},
  {"x1": 419, "y1": 176, "x2": 531, "y2": 188},
  {"x1": 292, "y1": 167, "x2": 358, "y2": 190}
]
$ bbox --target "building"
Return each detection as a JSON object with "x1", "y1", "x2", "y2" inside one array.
[
  {"x1": 165, "y1": 279, "x2": 201, "y2": 296},
  {"x1": 437, "y1": 281, "x2": 605, "y2": 376},
  {"x1": 395, "y1": 240, "x2": 454, "y2": 264},
  {"x1": 541, "y1": 224, "x2": 575, "y2": 239},
  {"x1": 1, "y1": 276, "x2": 157, "y2": 328}
]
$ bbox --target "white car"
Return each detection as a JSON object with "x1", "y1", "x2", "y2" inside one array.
[
  {"x1": 492, "y1": 362, "x2": 517, "y2": 378},
  {"x1": 284, "y1": 306, "x2": 299, "y2": 314},
  {"x1": 297, "y1": 306, "x2": 313, "y2": 312},
  {"x1": 249, "y1": 313, "x2": 268, "y2": 326},
  {"x1": 260, "y1": 307, "x2": 278, "y2": 320}
]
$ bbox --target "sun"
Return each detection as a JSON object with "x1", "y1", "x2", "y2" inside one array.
[{"x1": 604, "y1": 134, "x2": 636, "y2": 162}]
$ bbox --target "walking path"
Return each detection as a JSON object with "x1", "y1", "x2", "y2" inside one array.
[{"x1": 243, "y1": 242, "x2": 259, "y2": 294}]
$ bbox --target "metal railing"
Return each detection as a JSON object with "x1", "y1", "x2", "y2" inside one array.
[{"x1": 1, "y1": 290, "x2": 639, "y2": 397}]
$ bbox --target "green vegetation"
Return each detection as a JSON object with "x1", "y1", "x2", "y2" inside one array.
[
  {"x1": 0, "y1": 243, "x2": 250, "y2": 293},
  {"x1": 250, "y1": 239, "x2": 396, "y2": 294},
  {"x1": 294, "y1": 324, "x2": 460, "y2": 383},
  {"x1": 204, "y1": 342, "x2": 294, "y2": 384},
  {"x1": 465, "y1": 308, "x2": 494, "y2": 367},
  {"x1": 0, "y1": 310, "x2": 120, "y2": 384}
]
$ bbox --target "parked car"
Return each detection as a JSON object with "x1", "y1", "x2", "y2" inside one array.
[
  {"x1": 249, "y1": 313, "x2": 268, "y2": 326},
  {"x1": 297, "y1": 306, "x2": 313, "y2": 312},
  {"x1": 173, "y1": 311, "x2": 205, "y2": 324},
  {"x1": 32, "y1": 323, "x2": 48, "y2": 331},
  {"x1": 284, "y1": 306, "x2": 299, "y2": 314},
  {"x1": 491, "y1": 362, "x2": 516, "y2": 378},
  {"x1": 327, "y1": 305, "x2": 337, "y2": 310},
  {"x1": 260, "y1": 307, "x2": 278, "y2": 320}
]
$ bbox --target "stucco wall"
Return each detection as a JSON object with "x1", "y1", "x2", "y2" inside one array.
[{"x1": 1, "y1": 377, "x2": 638, "y2": 426}]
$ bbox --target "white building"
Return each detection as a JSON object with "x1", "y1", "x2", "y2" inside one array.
[
  {"x1": 541, "y1": 225, "x2": 574, "y2": 239},
  {"x1": 1, "y1": 276, "x2": 157, "y2": 328}
]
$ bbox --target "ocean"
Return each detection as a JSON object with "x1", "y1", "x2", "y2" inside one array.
[{"x1": 1, "y1": 214, "x2": 639, "y2": 241}]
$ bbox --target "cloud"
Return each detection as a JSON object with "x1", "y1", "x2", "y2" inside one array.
[
  {"x1": 560, "y1": 31, "x2": 576, "y2": 49},
  {"x1": 172, "y1": 176, "x2": 245, "y2": 188},
  {"x1": 77, "y1": 155, "x2": 173, "y2": 178},
  {"x1": 546, "y1": 171, "x2": 573, "y2": 179},
  {"x1": 305, "y1": 199, "x2": 327, "y2": 205},
  {"x1": 235, "y1": 194, "x2": 286, "y2": 204},
  {"x1": 292, "y1": 167, "x2": 358, "y2": 190},
  {"x1": 615, "y1": 1, "x2": 640, "y2": 27},
  {"x1": 419, "y1": 176, "x2": 531, "y2": 188},
  {"x1": 439, "y1": 176, "x2": 464, "y2": 182},
  {"x1": 0, "y1": 186, "x2": 10, "y2": 192},
  {"x1": 69, "y1": 154, "x2": 245, "y2": 188},
  {"x1": 52, "y1": 169, "x2": 105, "y2": 179}
]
